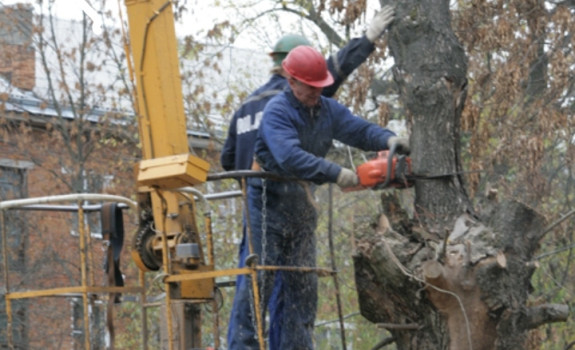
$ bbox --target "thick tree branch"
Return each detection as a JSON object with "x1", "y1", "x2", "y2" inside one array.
[
  {"x1": 237, "y1": 4, "x2": 346, "y2": 48},
  {"x1": 523, "y1": 304, "x2": 569, "y2": 329}
]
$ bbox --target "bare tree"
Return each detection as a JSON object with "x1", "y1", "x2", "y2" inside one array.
[
  {"x1": 3, "y1": 0, "x2": 573, "y2": 348},
  {"x1": 207, "y1": 0, "x2": 575, "y2": 348},
  {"x1": 0, "y1": 3, "x2": 139, "y2": 349},
  {"x1": 354, "y1": 0, "x2": 573, "y2": 348}
]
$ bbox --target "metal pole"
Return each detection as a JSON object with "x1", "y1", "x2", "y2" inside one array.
[
  {"x1": 241, "y1": 177, "x2": 265, "y2": 350},
  {"x1": 140, "y1": 270, "x2": 148, "y2": 350},
  {"x1": 327, "y1": 184, "x2": 347, "y2": 349},
  {"x1": 1, "y1": 209, "x2": 14, "y2": 349},
  {"x1": 156, "y1": 191, "x2": 175, "y2": 350},
  {"x1": 78, "y1": 201, "x2": 92, "y2": 350}
]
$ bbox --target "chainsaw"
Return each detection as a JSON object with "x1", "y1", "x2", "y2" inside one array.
[
  {"x1": 352, "y1": 150, "x2": 414, "y2": 191},
  {"x1": 347, "y1": 145, "x2": 481, "y2": 191}
]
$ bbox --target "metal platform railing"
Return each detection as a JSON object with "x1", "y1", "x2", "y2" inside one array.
[{"x1": 0, "y1": 194, "x2": 143, "y2": 350}]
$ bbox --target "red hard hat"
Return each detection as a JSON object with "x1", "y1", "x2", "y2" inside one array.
[{"x1": 282, "y1": 45, "x2": 334, "y2": 88}]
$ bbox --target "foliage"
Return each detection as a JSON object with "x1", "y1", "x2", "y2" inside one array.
[
  {"x1": 190, "y1": 0, "x2": 575, "y2": 348},
  {"x1": 2, "y1": 0, "x2": 574, "y2": 348},
  {"x1": 453, "y1": 1, "x2": 575, "y2": 346}
]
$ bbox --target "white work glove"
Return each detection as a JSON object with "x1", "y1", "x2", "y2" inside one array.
[
  {"x1": 387, "y1": 136, "x2": 411, "y2": 155},
  {"x1": 336, "y1": 168, "x2": 359, "y2": 188},
  {"x1": 365, "y1": 5, "x2": 395, "y2": 42}
]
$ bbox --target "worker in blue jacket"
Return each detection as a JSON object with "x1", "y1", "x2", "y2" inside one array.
[
  {"x1": 220, "y1": 6, "x2": 394, "y2": 349},
  {"x1": 228, "y1": 45, "x2": 409, "y2": 349},
  {"x1": 220, "y1": 5, "x2": 396, "y2": 172},
  {"x1": 223, "y1": 6, "x2": 396, "y2": 349}
]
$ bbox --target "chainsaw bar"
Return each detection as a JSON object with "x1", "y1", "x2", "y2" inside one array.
[
  {"x1": 406, "y1": 169, "x2": 484, "y2": 181},
  {"x1": 353, "y1": 143, "x2": 483, "y2": 191}
]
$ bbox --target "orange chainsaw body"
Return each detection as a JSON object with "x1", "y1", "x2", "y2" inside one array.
[{"x1": 356, "y1": 151, "x2": 414, "y2": 189}]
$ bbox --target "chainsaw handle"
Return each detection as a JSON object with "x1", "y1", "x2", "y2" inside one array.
[{"x1": 381, "y1": 141, "x2": 397, "y2": 188}]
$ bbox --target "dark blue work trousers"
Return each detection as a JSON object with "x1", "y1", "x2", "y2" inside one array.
[{"x1": 227, "y1": 178, "x2": 319, "y2": 350}]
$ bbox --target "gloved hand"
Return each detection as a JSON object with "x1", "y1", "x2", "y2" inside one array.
[
  {"x1": 387, "y1": 136, "x2": 411, "y2": 155},
  {"x1": 365, "y1": 5, "x2": 395, "y2": 42},
  {"x1": 336, "y1": 168, "x2": 359, "y2": 188}
]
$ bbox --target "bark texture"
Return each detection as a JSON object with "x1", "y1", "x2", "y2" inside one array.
[
  {"x1": 355, "y1": 193, "x2": 570, "y2": 349},
  {"x1": 353, "y1": 0, "x2": 569, "y2": 349}
]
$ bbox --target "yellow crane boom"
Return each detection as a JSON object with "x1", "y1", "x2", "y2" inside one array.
[{"x1": 123, "y1": 1, "x2": 214, "y2": 348}]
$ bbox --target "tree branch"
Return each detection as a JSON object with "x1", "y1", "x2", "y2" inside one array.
[
  {"x1": 524, "y1": 304, "x2": 569, "y2": 330},
  {"x1": 278, "y1": 6, "x2": 345, "y2": 48},
  {"x1": 377, "y1": 322, "x2": 419, "y2": 330},
  {"x1": 371, "y1": 336, "x2": 395, "y2": 350},
  {"x1": 236, "y1": 4, "x2": 346, "y2": 48}
]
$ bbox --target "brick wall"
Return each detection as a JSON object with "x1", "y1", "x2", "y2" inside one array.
[{"x1": 0, "y1": 4, "x2": 35, "y2": 91}]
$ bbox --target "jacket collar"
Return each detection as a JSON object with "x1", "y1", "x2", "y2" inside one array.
[{"x1": 285, "y1": 89, "x2": 322, "y2": 116}]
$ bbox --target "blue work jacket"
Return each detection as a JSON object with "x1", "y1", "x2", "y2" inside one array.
[
  {"x1": 220, "y1": 36, "x2": 376, "y2": 172},
  {"x1": 254, "y1": 89, "x2": 396, "y2": 185}
]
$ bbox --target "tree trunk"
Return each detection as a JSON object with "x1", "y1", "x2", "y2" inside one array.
[{"x1": 354, "y1": 1, "x2": 569, "y2": 349}]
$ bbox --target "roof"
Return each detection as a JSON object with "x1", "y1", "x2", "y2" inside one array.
[{"x1": 0, "y1": 7, "x2": 272, "y2": 145}]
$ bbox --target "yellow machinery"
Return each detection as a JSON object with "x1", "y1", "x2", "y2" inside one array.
[
  {"x1": 1, "y1": 1, "x2": 344, "y2": 349},
  {"x1": 123, "y1": 1, "x2": 254, "y2": 349},
  {"x1": 122, "y1": 2, "x2": 332, "y2": 349},
  {"x1": 124, "y1": 0, "x2": 211, "y2": 292},
  {"x1": 2, "y1": 2, "x2": 338, "y2": 349}
]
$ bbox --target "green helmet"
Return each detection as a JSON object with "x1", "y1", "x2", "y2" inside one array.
[{"x1": 269, "y1": 34, "x2": 311, "y2": 67}]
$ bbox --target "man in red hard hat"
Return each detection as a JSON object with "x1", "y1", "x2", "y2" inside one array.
[
  {"x1": 221, "y1": 5, "x2": 396, "y2": 172},
  {"x1": 228, "y1": 45, "x2": 409, "y2": 349},
  {"x1": 224, "y1": 6, "x2": 398, "y2": 350}
]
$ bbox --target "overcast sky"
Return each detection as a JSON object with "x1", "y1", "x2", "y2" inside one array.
[
  {"x1": 1, "y1": 0, "x2": 379, "y2": 50},
  {"x1": 0, "y1": 0, "x2": 218, "y2": 35}
]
